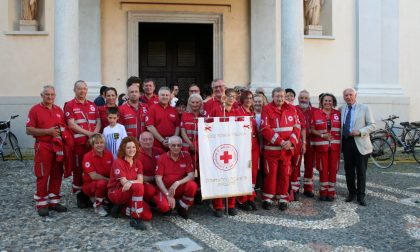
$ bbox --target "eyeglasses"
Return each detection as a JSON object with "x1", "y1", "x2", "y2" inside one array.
[
  {"x1": 227, "y1": 95, "x2": 237, "y2": 99},
  {"x1": 189, "y1": 90, "x2": 199, "y2": 93},
  {"x1": 170, "y1": 144, "x2": 182, "y2": 147},
  {"x1": 213, "y1": 85, "x2": 225, "y2": 89}
]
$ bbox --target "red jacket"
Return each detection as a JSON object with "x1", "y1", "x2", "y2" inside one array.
[
  {"x1": 260, "y1": 102, "x2": 300, "y2": 155},
  {"x1": 118, "y1": 102, "x2": 148, "y2": 139},
  {"x1": 58, "y1": 124, "x2": 74, "y2": 178},
  {"x1": 64, "y1": 99, "x2": 99, "y2": 145},
  {"x1": 311, "y1": 109, "x2": 341, "y2": 152}
]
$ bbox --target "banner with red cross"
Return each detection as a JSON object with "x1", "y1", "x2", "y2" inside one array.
[{"x1": 198, "y1": 117, "x2": 252, "y2": 200}]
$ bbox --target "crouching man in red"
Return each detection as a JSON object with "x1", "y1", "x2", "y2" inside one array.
[
  {"x1": 138, "y1": 131, "x2": 164, "y2": 204},
  {"x1": 26, "y1": 85, "x2": 68, "y2": 216},
  {"x1": 108, "y1": 136, "x2": 151, "y2": 230},
  {"x1": 82, "y1": 133, "x2": 113, "y2": 217},
  {"x1": 154, "y1": 136, "x2": 197, "y2": 219}
]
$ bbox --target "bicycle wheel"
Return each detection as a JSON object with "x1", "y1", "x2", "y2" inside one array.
[
  {"x1": 370, "y1": 137, "x2": 394, "y2": 169},
  {"x1": 412, "y1": 138, "x2": 420, "y2": 165},
  {"x1": 372, "y1": 130, "x2": 397, "y2": 153},
  {"x1": 8, "y1": 132, "x2": 23, "y2": 161}
]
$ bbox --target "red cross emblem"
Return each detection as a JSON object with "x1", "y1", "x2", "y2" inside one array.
[
  {"x1": 213, "y1": 144, "x2": 238, "y2": 171},
  {"x1": 220, "y1": 151, "x2": 233, "y2": 164}
]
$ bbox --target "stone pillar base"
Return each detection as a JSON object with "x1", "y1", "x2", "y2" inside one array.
[
  {"x1": 305, "y1": 25, "x2": 323, "y2": 35},
  {"x1": 19, "y1": 20, "x2": 38, "y2": 31}
]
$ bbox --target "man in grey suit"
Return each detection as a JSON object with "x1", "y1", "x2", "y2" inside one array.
[{"x1": 340, "y1": 88, "x2": 376, "y2": 206}]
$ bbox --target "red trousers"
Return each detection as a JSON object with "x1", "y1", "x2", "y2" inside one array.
[
  {"x1": 290, "y1": 145, "x2": 303, "y2": 194},
  {"x1": 83, "y1": 179, "x2": 108, "y2": 208},
  {"x1": 238, "y1": 146, "x2": 260, "y2": 203},
  {"x1": 303, "y1": 144, "x2": 316, "y2": 193},
  {"x1": 316, "y1": 150, "x2": 340, "y2": 197},
  {"x1": 73, "y1": 144, "x2": 89, "y2": 193},
  {"x1": 144, "y1": 182, "x2": 158, "y2": 202},
  {"x1": 154, "y1": 180, "x2": 197, "y2": 213},
  {"x1": 262, "y1": 152, "x2": 292, "y2": 203},
  {"x1": 33, "y1": 142, "x2": 63, "y2": 209},
  {"x1": 108, "y1": 183, "x2": 152, "y2": 220}
]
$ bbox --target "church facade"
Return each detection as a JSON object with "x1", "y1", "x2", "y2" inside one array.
[{"x1": 0, "y1": 0, "x2": 419, "y2": 153}]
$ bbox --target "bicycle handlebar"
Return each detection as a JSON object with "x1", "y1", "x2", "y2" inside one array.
[{"x1": 382, "y1": 115, "x2": 399, "y2": 122}]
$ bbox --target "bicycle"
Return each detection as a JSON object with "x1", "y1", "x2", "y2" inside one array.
[
  {"x1": 370, "y1": 135, "x2": 395, "y2": 169},
  {"x1": 0, "y1": 115, "x2": 23, "y2": 161},
  {"x1": 371, "y1": 115, "x2": 420, "y2": 165}
]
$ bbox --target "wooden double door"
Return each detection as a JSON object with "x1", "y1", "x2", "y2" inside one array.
[{"x1": 139, "y1": 23, "x2": 213, "y2": 101}]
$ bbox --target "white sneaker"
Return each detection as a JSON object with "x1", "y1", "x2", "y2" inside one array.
[{"x1": 95, "y1": 206, "x2": 108, "y2": 217}]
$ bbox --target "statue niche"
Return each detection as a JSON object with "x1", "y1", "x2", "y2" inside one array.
[
  {"x1": 304, "y1": 0, "x2": 324, "y2": 35},
  {"x1": 19, "y1": 0, "x2": 38, "y2": 31}
]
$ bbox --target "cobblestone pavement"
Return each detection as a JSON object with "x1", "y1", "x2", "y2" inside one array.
[{"x1": 0, "y1": 160, "x2": 419, "y2": 251}]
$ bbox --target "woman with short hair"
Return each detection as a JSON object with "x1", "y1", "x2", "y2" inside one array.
[{"x1": 310, "y1": 93, "x2": 341, "y2": 201}]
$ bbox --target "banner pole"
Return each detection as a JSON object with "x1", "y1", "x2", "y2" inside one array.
[{"x1": 225, "y1": 197, "x2": 229, "y2": 215}]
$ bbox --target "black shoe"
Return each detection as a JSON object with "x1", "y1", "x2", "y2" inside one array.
[
  {"x1": 248, "y1": 200, "x2": 257, "y2": 211},
  {"x1": 77, "y1": 192, "x2": 93, "y2": 209},
  {"x1": 345, "y1": 194, "x2": 356, "y2": 202},
  {"x1": 303, "y1": 191, "x2": 315, "y2": 198},
  {"x1": 214, "y1": 209, "x2": 223, "y2": 217},
  {"x1": 110, "y1": 204, "x2": 123, "y2": 218},
  {"x1": 176, "y1": 202, "x2": 189, "y2": 220},
  {"x1": 279, "y1": 202, "x2": 288, "y2": 211},
  {"x1": 319, "y1": 196, "x2": 327, "y2": 201},
  {"x1": 49, "y1": 204, "x2": 68, "y2": 212},
  {"x1": 37, "y1": 207, "x2": 49, "y2": 217},
  {"x1": 237, "y1": 201, "x2": 251, "y2": 211},
  {"x1": 293, "y1": 191, "x2": 300, "y2": 201},
  {"x1": 262, "y1": 201, "x2": 272, "y2": 210},
  {"x1": 162, "y1": 210, "x2": 172, "y2": 216},
  {"x1": 130, "y1": 218, "x2": 147, "y2": 230},
  {"x1": 194, "y1": 192, "x2": 202, "y2": 205},
  {"x1": 357, "y1": 198, "x2": 367, "y2": 206},
  {"x1": 227, "y1": 208, "x2": 238, "y2": 216},
  {"x1": 326, "y1": 196, "x2": 334, "y2": 202}
]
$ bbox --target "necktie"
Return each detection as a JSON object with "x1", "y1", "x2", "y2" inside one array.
[{"x1": 343, "y1": 105, "x2": 352, "y2": 138}]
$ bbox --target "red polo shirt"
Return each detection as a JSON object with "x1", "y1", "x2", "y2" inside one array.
[
  {"x1": 204, "y1": 97, "x2": 238, "y2": 115},
  {"x1": 156, "y1": 151, "x2": 193, "y2": 188},
  {"x1": 27, "y1": 103, "x2": 66, "y2": 142},
  {"x1": 82, "y1": 149, "x2": 114, "y2": 184},
  {"x1": 140, "y1": 94, "x2": 159, "y2": 107},
  {"x1": 137, "y1": 147, "x2": 164, "y2": 177},
  {"x1": 145, "y1": 103, "x2": 180, "y2": 138},
  {"x1": 108, "y1": 158, "x2": 144, "y2": 190}
]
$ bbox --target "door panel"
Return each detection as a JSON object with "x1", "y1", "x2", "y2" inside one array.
[{"x1": 139, "y1": 23, "x2": 213, "y2": 101}]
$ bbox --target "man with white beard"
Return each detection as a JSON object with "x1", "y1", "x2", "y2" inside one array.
[{"x1": 296, "y1": 90, "x2": 318, "y2": 198}]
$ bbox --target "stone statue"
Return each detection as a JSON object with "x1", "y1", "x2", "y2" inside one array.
[
  {"x1": 22, "y1": 0, "x2": 37, "y2": 20},
  {"x1": 304, "y1": 0, "x2": 324, "y2": 26}
]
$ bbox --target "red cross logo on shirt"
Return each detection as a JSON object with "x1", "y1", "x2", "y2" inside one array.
[{"x1": 220, "y1": 151, "x2": 233, "y2": 164}]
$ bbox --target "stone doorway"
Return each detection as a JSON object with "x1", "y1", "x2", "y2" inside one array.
[{"x1": 127, "y1": 11, "x2": 224, "y2": 98}]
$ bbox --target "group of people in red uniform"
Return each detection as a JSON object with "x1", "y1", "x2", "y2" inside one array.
[{"x1": 26, "y1": 77, "x2": 344, "y2": 230}]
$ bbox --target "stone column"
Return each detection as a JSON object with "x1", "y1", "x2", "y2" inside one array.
[
  {"x1": 356, "y1": 0, "x2": 404, "y2": 96},
  {"x1": 250, "y1": 0, "x2": 280, "y2": 93},
  {"x1": 79, "y1": 0, "x2": 102, "y2": 98},
  {"x1": 54, "y1": 0, "x2": 79, "y2": 108},
  {"x1": 281, "y1": 0, "x2": 304, "y2": 92}
]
